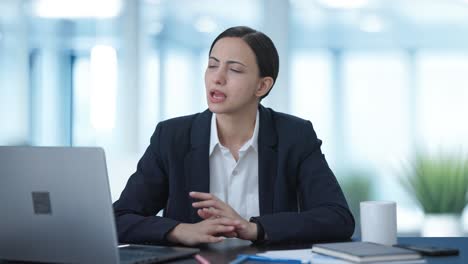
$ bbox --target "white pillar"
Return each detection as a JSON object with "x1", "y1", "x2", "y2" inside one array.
[
  {"x1": 261, "y1": 0, "x2": 290, "y2": 113},
  {"x1": 0, "y1": 1, "x2": 30, "y2": 145},
  {"x1": 116, "y1": 0, "x2": 140, "y2": 154},
  {"x1": 31, "y1": 44, "x2": 72, "y2": 146}
]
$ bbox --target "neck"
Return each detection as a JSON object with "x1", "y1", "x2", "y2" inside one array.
[{"x1": 215, "y1": 104, "x2": 258, "y2": 149}]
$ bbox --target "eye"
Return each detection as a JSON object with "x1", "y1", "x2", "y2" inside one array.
[
  {"x1": 230, "y1": 68, "x2": 242, "y2": 73},
  {"x1": 208, "y1": 64, "x2": 218, "y2": 69}
]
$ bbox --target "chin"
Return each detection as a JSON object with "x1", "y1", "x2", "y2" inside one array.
[
  {"x1": 207, "y1": 103, "x2": 233, "y2": 115},
  {"x1": 208, "y1": 104, "x2": 225, "y2": 114}
]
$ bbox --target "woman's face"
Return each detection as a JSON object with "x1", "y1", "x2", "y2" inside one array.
[{"x1": 205, "y1": 37, "x2": 266, "y2": 115}]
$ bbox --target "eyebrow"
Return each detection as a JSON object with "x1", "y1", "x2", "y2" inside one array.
[{"x1": 209, "y1": 56, "x2": 246, "y2": 67}]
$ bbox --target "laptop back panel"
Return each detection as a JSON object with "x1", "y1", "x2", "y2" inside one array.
[{"x1": 0, "y1": 146, "x2": 120, "y2": 263}]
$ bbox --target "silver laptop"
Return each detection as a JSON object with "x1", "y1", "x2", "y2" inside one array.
[{"x1": 0, "y1": 146, "x2": 199, "y2": 264}]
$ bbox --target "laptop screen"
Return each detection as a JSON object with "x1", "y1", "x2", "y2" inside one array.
[{"x1": 0, "y1": 146, "x2": 200, "y2": 264}]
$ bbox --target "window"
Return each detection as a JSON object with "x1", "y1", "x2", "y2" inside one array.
[
  {"x1": 290, "y1": 51, "x2": 334, "y2": 164},
  {"x1": 416, "y1": 52, "x2": 468, "y2": 151},
  {"x1": 343, "y1": 52, "x2": 412, "y2": 170},
  {"x1": 72, "y1": 45, "x2": 118, "y2": 147}
]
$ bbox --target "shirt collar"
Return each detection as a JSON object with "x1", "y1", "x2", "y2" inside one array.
[{"x1": 209, "y1": 110, "x2": 260, "y2": 155}]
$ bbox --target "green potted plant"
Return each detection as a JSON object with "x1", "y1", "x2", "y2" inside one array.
[
  {"x1": 399, "y1": 152, "x2": 468, "y2": 236},
  {"x1": 338, "y1": 170, "x2": 373, "y2": 237}
]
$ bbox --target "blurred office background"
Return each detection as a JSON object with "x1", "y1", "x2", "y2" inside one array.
[{"x1": 1, "y1": 0, "x2": 468, "y2": 236}]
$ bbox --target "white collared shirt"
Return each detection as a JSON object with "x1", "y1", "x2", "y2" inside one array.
[{"x1": 209, "y1": 111, "x2": 260, "y2": 220}]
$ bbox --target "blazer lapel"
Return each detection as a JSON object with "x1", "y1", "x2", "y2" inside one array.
[
  {"x1": 258, "y1": 105, "x2": 278, "y2": 215},
  {"x1": 184, "y1": 109, "x2": 212, "y2": 223},
  {"x1": 184, "y1": 106, "x2": 278, "y2": 220}
]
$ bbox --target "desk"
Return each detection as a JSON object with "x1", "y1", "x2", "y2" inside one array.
[
  {"x1": 0, "y1": 237, "x2": 465, "y2": 263},
  {"x1": 174, "y1": 237, "x2": 467, "y2": 264}
]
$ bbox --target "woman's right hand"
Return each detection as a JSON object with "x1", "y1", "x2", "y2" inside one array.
[{"x1": 166, "y1": 218, "x2": 242, "y2": 246}]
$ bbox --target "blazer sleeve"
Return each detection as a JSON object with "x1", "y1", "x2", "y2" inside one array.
[
  {"x1": 256, "y1": 121, "x2": 355, "y2": 244},
  {"x1": 113, "y1": 123, "x2": 180, "y2": 244}
]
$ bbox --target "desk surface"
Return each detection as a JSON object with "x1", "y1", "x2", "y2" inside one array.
[
  {"x1": 175, "y1": 237, "x2": 467, "y2": 264},
  {"x1": 0, "y1": 237, "x2": 465, "y2": 263}
]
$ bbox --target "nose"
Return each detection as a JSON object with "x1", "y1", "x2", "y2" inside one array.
[{"x1": 212, "y1": 67, "x2": 226, "y2": 86}]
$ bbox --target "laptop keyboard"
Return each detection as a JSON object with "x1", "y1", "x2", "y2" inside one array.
[
  {"x1": 119, "y1": 247, "x2": 162, "y2": 263},
  {"x1": 118, "y1": 244, "x2": 198, "y2": 264}
]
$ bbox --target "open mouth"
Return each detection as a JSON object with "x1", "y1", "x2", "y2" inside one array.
[{"x1": 209, "y1": 90, "x2": 227, "y2": 103}]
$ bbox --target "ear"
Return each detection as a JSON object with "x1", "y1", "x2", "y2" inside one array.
[{"x1": 255, "y1": 77, "x2": 274, "y2": 98}]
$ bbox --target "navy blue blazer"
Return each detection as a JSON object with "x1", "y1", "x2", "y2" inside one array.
[{"x1": 113, "y1": 105, "x2": 354, "y2": 244}]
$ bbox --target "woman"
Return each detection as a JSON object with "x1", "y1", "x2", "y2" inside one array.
[{"x1": 113, "y1": 26, "x2": 354, "y2": 246}]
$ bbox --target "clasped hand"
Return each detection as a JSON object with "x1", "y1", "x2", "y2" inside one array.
[{"x1": 167, "y1": 192, "x2": 257, "y2": 246}]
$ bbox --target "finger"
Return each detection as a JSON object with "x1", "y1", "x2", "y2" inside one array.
[
  {"x1": 189, "y1": 191, "x2": 215, "y2": 200},
  {"x1": 207, "y1": 213, "x2": 246, "y2": 229},
  {"x1": 207, "y1": 235, "x2": 224, "y2": 243},
  {"x1": 192, "y1": 200, "x2": 221, "y2": 209},
  {"x1": 201, "y1": 235, "x2": 224, "y2": 244},
  {"x1": 223, "y1": 231, "x2": 238, "y2": 238},
  {"x1": 197, "y1": 209, "x2": 215, "y2": 219},
  {"x1": 202, "y1": 207, "x2": 223, "y2": 217},
  {"x1": 211, "y1": 225, "x2": 235, "y2": 235},
  {"x1": 211, "y1": 217, "x2": 241, "y2": 227}
]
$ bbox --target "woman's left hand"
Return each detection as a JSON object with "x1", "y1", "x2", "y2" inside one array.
[{"x1": 189, "y1": 191, "x2": 258, "y2": 241}]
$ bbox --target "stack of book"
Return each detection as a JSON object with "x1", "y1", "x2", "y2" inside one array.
[{"x1": 312, "y1": 242, "x2": 423, "y2": 263}]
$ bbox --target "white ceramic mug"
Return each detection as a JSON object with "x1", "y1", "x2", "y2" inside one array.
[{"x1": 360, "y1": 201, "x2": 397, "y2": 245}]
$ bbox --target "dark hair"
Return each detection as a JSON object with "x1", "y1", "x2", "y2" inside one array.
[{"x1": 209, "y1": 26, "x2": 279, "y2": 100}]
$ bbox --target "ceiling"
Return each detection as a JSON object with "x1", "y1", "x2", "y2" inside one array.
[{"x1": 2, "y1": 0, "x2": 468, "y2": 50}]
